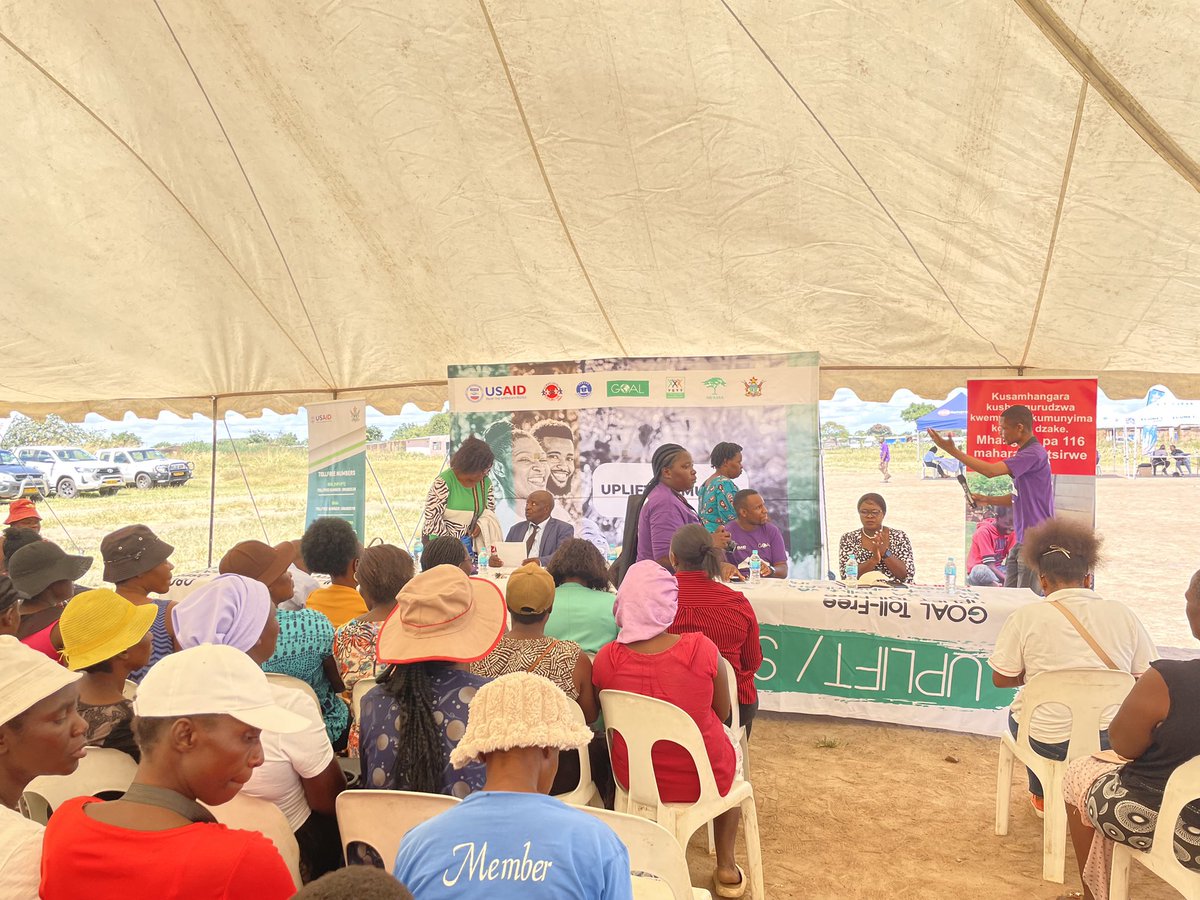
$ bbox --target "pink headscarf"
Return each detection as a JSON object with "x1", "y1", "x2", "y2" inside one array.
[
  {"x1": 613, "y1": 560, "x2": 679, "y2": 644},
  {"x1": 172, "y1": 573, "x2": 273, "y2": 653}
]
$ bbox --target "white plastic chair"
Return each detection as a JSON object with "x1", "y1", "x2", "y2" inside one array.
[
  {"x1": 599, "y1": 689, "x2": 765, "y2": 899},
  {"x1": 264, "y1": 672, "x2": 321, "y2": 708},
  {"x1": 20, "y1": 747, "x2": 138, "y2": 824},
  {"x1": 1110, "y1": 755, "x2": 1200, "y2": 900},
  {"x1": 716, "y1": 655, "x2": 748, "y2": 768},
  {"x1": 122, "y1": 679, "x2": 138, "y2": 700},
  {"x1": 582, "y1": 806, "x2": 711, "y2": 899},
  {"x1": 995, "y1": 668, "x2": 1135, "y2": 883},
  {"x1": 336, "y1": 790, "x2": 459, "y2": 868},
  {"x1": 204, "y1": 791, "x2": 302, "y2": 888},
  {"x1": 350, "y1": 676, "x2": 377, "y2": 723},
  {"x1": 553, "y1": 701, "x2": 603, "y2": 808}
]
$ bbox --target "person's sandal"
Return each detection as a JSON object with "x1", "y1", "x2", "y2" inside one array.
[{"x1": 713, "y1": 864, "x2": 747, "y2": 898}]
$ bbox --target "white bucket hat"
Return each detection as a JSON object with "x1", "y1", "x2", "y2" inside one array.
[
  {"x1": 0, "y1": 635, "x2": 81, "y2": 726},
  {"x1": 134, "y1": 644, "x2": 308, "y2": 734}
]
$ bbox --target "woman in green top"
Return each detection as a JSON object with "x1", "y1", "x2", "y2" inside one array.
[
  {"x1": 544, "y1": 539, "x2": 617, "y2": 654},
  {"x1": 697, "y1": 441, "x2": 743, "y2": 532},
  {"x1": 421, "y1": 437, "x2": 496, "y2": 543}
]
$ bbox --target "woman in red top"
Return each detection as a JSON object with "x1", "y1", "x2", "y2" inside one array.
[
  {"x1": 593, "y1": 559, "x2": 745, "y2": 897},
  {"x1": 668, "y1": 524, "x2": 763, "y2": 736}
]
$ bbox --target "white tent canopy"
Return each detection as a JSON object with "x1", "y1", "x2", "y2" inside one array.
[
  {"x1": 1128, "y1": 399, "x2": 1200, "y2": 428},
  {"x1": 3, "y1": 0, "x2": 1198, "y2": 418}
]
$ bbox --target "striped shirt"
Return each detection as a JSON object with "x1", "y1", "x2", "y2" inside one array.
[{"x1": 668, "y1": 570, "x2": 762, "y2": 704}]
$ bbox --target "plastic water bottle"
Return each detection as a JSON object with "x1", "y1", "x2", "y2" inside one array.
[
  {"x1": 413, "y1": 542, "x2": 423, "y2": 569},
  {"x1": 845, "y1": 555, "x2": 859, "y2": 582},
  {"x1": 748, "y1": 550, "x2": 762, "y2": 585},
  {"x1": 945, "y1": 557, "x2": 957, "y2": 592},
  {"x1": 606, "y1": 548, "x2": 617, "y2": 568},
  {"x1": 478, "y1": 549, "x2": 489, "y2": 577}
]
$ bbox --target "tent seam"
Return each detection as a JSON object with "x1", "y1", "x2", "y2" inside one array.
[
  {"x1": 718, "y1": 0, "x2": 1014, "y2": 368},
  {"x1": 475, "y1": 0, "x2": 630, "y2": 357},
  {"x1": 0, "y1": 28, "x2": 337, "y2": 394},
  {"x1": 151, "y1": 2, "x2": 339, "y2": 390},
  {"x1": 1019, "y1": 79, "x2": 1087, "y2": 370}
]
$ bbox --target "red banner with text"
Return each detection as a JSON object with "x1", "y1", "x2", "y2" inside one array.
[{"x1": 966, "y1": 379, "x2": 1098, "y2": 476}]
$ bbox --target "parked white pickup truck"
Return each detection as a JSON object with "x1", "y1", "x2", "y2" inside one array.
[
  {"x1": 97, "y1": 448, "x2": 194, "y2": 490},
  {"x1": 16, "y1": 446, "x2": 123, "y2": 499}
]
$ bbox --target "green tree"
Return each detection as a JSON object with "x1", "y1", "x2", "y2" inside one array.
[
  {"x1": 365, "y1": 425, "x2": 383, "y2": 443},
  {"x1": 821, "y1": 421, "x2": 850, "y2": 445},
  {"x1": 389, "y1": 412, "x2": 451, "y2": 442},
  {"x1": 0, "y1": 414, "x2": 96, "y2": 448},
  {"x1": 866, "y1": 423, "x2": 893, "y2": 439},
  {"x1": 93, "y1": 430, "x2": 142, "y2": 448},
  {"x1": 900, "y1": 402, "x2": 937, "y2": 424}
]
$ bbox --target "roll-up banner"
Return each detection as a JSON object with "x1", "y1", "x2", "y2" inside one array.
[
  {"x1": 305, "y1": 399, "x2": 367, "y2": 538},
  {"x1": 447, "y1": 353, "x2": 824, "y2": 578}
]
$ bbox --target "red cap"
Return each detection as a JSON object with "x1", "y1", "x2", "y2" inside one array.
[{"x1": 4, "y1": 499, "x2": 41, "y2": 525}]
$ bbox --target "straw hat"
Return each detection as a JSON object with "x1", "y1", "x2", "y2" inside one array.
[
  {"x1": 59, "y1": 589, "x2": 157, "y2": 671},
  {"x1": 449, "y1": 671, "x2": 593, "y2": 768},
  {"x1": 0, "y1": 636, "x2": 81, "y2": 726},
  {"x1": 376, "y1": 565, "x2": 505, "y2": 665},
  {"x1": 505, "y1": 562, "x2": 555, "y2": 615}
]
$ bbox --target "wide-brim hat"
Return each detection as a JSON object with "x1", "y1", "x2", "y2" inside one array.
[
  {"x1": 8, "y1": 542, "x2": 93, "y2": 597},
  {"x1": 376, "y1": 564, "x2": 505, "y2": 665},
  {"x1": 219, "y1": 540, "x2": 293, "y2": 587},
  {"x1": 4, "y1": 499, "x2": 41, "y2": 525},
  {"x1": 101, "y1": 524, "x2": 174, "y2": 583},
  {"x1": 449, "y1": 671, "x2": 593, "y2": 768},
  {"x1": 59, "y1": 589, "x2": 158, "y2": 671},
  {"x1": 0, "y1": 636, "x2": 81, "y2": 726}
]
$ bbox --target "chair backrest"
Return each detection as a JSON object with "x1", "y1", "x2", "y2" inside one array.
[
  {"x1": 551, "y1": 701, "x2": 598, "y2": 805},
  {"x1": 204, "y1": 791, "x2": 302, "y2": 888},
  {"x1": 581, "y1": 806, "x2": 698, "y2": 899},
  {"x1": 336, "y1": 789, "x2": 459, "y2": 870},
  {"x1": 122, "y1": 679, "x2": 138, "y2": 700},
  {"x1": 1012, "y1": 668, "x2": 1135, "y2": 759},
  {"x1": 599, "y1": 689, "x2": 724, "y2": 813},
  {"x1": 264, "y1": 672, "x2": 321, "y2": 708},
  {"x1": 716, "y1": 655, "x2": 740, "y2": 736},
  {"x1": 21, "y1": 747, "x2": 139, "y2": 823},
  {"x1": 351, "y1": 677, "x2": 377, "y2": 723},
  {"x1": 1133, "y1": 754, "x2": 1200, "y2": 882}
]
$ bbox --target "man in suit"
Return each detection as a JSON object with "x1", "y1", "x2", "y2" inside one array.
[{"x1": 505, "y1": 491, "x2": 573, "y2": 565}]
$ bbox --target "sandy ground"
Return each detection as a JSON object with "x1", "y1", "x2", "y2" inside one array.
[{"x1": 677, "y1": 470, "x2": 1196, "y2": 898}]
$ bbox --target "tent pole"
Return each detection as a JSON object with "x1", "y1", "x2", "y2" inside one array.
[{"x1": 207, "y1": 396, "x2": 217, "y2": 568}]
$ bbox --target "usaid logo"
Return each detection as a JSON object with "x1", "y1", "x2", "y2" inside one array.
[
  {"x1": 467, "y1": 384, "x2": 528, "y2": 403},
  {"x1": 310, "y1": 414, "x2": 333, "y2": 423},
  {"x1": 465, "y1": 384, "x2": 484, "y2": 403}
]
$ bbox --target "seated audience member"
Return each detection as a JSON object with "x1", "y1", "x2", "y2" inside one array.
[
  {"x1": 1, "y1": 525, "x2": 41, "y2": 577},
  {"x1": 173, "y1": 574, "x2": 346, "y2": 880},
  {"x1": 8, "y1": 540, "x2": 92, "y2": 659},
  {"x1": 1170, "y1": 443, "x2": 1192, "y2": 476},
  {"x1": 102, "y1": 524, "x2": 177, "y2": 681},
  {"x1": 923, "y1": 447, "x2": 949, "y2": 477},
  {"x1": 698, "y1": 441, "x2": 743, "y2": 532},
  {"x1": 545, "y1": 539, "x2": 618, "y2": 654},
  {"x1": 669, "y1": 525, "x2": 763, "y2": 736},
  {"x1": 333, "y1": 543, "x2": 414, "y2": 756},
  {"x1": 59, "y1": 589, "x2": 155, "y2": 759},
  {"x1": 4, "y1": 499, "x2": 41, "y2": 534},
  {"x1": 294, "y1": 866, "x2": 413, "y2": 899},
  {"x1": 301, "y1": 517, "x2": 366, "y2": 627},
  {"x1": 282, "y1": 539, "x2": 321, "y2": 611},
  {"x1": 39, "y1": 644, "x2": 304, "y2": 899},
  {"x1": 360, "y1": 565, "x2": 504, "y2": 796},
  {"x1": 966, "y1": 507, "x2": 1014, "y2": 587},
  {"x1": 420, "y1": 534, "x2": 474, "y2": 574},
  {"x1": 0, "y1": 637, "x2": 87, "y2": 899},
  {"x1": 837, "y1": 493, "x2": 915, "y2": 583},
  {"x1": 0, "y1": 577, "x2": 20, "y2": 637},
  {"x1": 393, "y1": 672, "x2": 632, "y2": 899},
  {"x1": 222, "y1": 540, "x2": 349, "y2": 748},
  {"x1": 592, "y1": 561, "x2": 747, "y2": 898},
  {"x1": 505, "y1": 490, "x2": 573, "y2": 565},
  {"x1": 1150, "y1": 443, "x2": 1170, "y2": 475},
  {"x1": 1062, "y1": 568, "x2": 1200, "y2": 900},
  {"x1": 988, "y1": 518, "x2": 1157, "y2": 816},
  {"x1": 725, "y1": 489, "x2": 788, "y2": 579}
]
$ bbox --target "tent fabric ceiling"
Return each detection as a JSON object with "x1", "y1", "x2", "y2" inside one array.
[{"x1": 1, "y1": 0, "x2": 1197, "y2": 418}]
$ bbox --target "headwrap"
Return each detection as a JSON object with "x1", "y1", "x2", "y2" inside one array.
[
  {"x1": 614, "y1": 443, "x2": 689, "y2": 586},
  {"x1": 613, "y1": 560, "x2": 679, "y2": 644},
  {"x1": 172, "y1": 573, "x2": 273, "y2": 653}
]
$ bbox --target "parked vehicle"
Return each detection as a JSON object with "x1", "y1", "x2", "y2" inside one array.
[
  {"x1": 97, "y1": 447, "x2": 193, "y2": 489},
  {"x1": 15, "y1": 446, "x2": 123, "y2": 499},
  {"x1": 0, "y1": 449, "x2": 47, "y2": 501}
]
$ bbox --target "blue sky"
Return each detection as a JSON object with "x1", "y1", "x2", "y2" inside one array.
[{"x1": 0, "y1": 384, "x2": 1158, "y2": 445}]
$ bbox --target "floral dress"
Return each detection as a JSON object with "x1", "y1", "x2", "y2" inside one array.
[
  {"x1": 332, "y1": 618, "x2": 383, "y2": 757},
  {"x1": 697, "y1": 475, "x2": 738, "y2": 533}
]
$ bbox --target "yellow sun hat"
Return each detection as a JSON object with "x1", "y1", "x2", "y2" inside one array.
[{"x1": 59, "y1": 589, "x2": 158, "y2": 671}]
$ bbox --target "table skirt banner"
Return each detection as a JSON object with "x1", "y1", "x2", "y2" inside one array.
[
  {"x1": 446, "y1": 352, "x2": 824, "y2": 578},
  {"x1": 742, "y1": 580, "x2": 1034, "y2": 736}
]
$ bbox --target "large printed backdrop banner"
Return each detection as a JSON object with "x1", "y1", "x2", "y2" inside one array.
[
  {"x1": 305, "y1": 399, "x2": 367, "y2": 538},
  {"x1": 447, "y1": 353, "x2": 823, "y2": 577}
]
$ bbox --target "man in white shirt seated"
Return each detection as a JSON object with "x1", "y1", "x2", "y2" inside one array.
[
  {"x1": 393, "y1": 672, "x2": 633, "y2": 898},
  {"x1": 505, "y1": 492, "x2": 574, "y2": 566}
]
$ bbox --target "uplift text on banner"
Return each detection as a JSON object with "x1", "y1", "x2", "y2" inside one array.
[
  {"x1": 447, "y1": 353, "x2": 823, "y2": 577},
  {"x1": 305, "y1": 399, "x2": 367, "y2": 538}
]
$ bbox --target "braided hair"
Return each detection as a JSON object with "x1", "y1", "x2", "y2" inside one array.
[
  {"x1": 615, "y1": 444, "x2": 689, "y2": 585},
  {"x1": 377, "y1": 661, "x2": 448, "y2": 793}
]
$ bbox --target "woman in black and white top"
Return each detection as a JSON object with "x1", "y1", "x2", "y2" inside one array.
[{"x1": 837, "y1": 492, "x2": 915, "y2": 583}]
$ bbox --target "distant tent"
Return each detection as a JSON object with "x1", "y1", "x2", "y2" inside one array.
[{"x1": 916, "y1": 393, "x2": 967, "y2": 431}]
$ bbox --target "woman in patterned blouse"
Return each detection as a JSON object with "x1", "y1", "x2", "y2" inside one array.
[
  {"x1": 837, "y1": 492, "x2": 915, "y2": 583},
  {"x1": 697, "y1": 442, "x2": 743, "y2": 533}
]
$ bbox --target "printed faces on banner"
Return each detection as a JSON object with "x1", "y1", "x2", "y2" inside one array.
[{"x1": 966, "y1": 379, "x2": 1098, "y2": 476}]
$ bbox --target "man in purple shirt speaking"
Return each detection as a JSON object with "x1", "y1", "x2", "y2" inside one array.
[
  {"x1": 725, "y1": 489, "x2": 788, "y2": 578},
  {"x1": 927, "y1": 404, "x2": 1053, "y2": 592}
]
